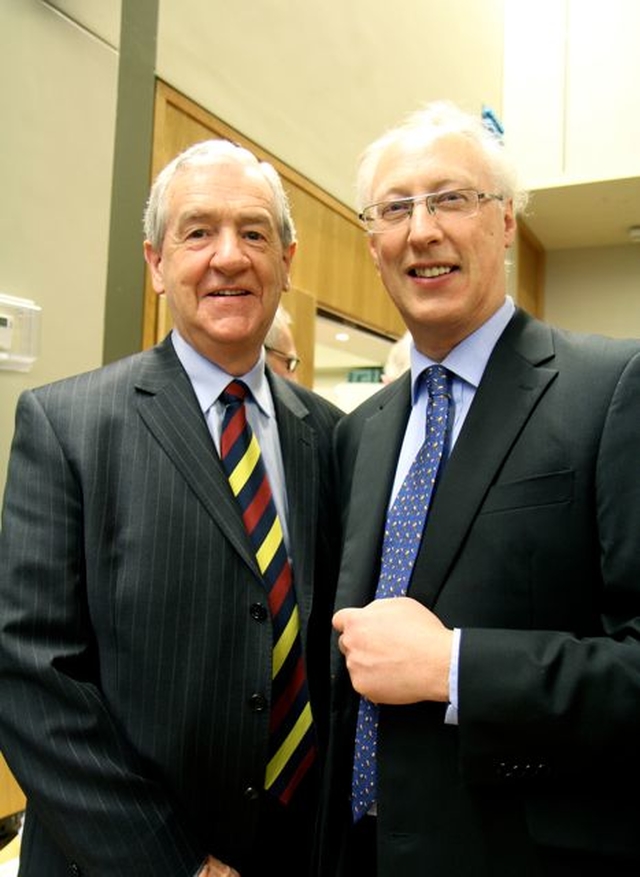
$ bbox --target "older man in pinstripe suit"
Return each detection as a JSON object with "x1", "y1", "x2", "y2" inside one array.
[{"x1": 0, "y1": 140, "x2": 341, "y2": 877}]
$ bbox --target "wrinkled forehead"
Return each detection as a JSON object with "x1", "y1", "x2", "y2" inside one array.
[
  {"x1": 167, "y1": 157, "x2": 277, "y2": 216},
  {"x1": 369, "y1": 132, "x2": 492, "y2": 201}
]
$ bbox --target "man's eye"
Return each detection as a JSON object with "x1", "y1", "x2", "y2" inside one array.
[
  {"x1": 380, "y1": 201, "x2": 411, "y2": 220},
  {"x1": 187, "y1": 228, "x2": 209, "y2": 239},
  {"x1": 436, "y1": 191, "x2": 469, "y2": 207},
  {"x1": 244, "y1": 229, "x2": 267, "y2": 243}
]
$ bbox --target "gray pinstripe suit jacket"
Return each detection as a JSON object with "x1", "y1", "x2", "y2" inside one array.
[{"x1": 0, "y1": 335, "x2": 342, "y2": 876}]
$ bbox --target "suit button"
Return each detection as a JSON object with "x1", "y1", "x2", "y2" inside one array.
[
  {"x1": 244, "y1": 786, "x2": 260, "y2": 801},
  {"x1": 69, "y1": 864, "x2": 82, "y2": 876},
  {"x1": 250, "y1": 602, "x2": 268, "y2": 622},
  {"x1": 248, "y1": 693, "x2": 268, "y2": 712}
]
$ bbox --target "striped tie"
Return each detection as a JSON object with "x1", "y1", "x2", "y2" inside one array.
[{"x1": 219, "y1": 380, "x2": 316, "y2": 804}]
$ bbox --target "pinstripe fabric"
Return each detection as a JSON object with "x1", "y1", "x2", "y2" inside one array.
[
  {"x1": 219, "y1": 380, "x2": 316, "y2": 804},
  {"x1": 0, "y1": 336, "x2": 342, "y2": 877}
]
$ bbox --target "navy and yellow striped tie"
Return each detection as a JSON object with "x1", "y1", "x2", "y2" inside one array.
[{"x1": 220, "y1": 380, "x2": 316, "y2": 804}]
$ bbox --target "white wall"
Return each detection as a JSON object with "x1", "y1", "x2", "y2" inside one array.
[
  {"x1": 545, "y1": 245, "x2": 640, "y2": 337},
  {"x1": 504, "y1": 0, "x2": 640, "y2": 189},
  {"x1": 0, "y1": 0, "x2": 119, "y2": 494}
]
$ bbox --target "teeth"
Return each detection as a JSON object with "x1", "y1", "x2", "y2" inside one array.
[
  {"x1": 214, "y1": 289, "x2": 246, "y2": 296},
  {"x1": 413, "y1": 266, "x2": 452, "y2": 278}
]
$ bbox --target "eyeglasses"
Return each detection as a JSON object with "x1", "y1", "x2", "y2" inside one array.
[
  {"x1": 359, "y1": 188, "x2": 504, "y2": 234},
  {"x1": 265, "y1": 346, "x2": 301, "y2": 373}
]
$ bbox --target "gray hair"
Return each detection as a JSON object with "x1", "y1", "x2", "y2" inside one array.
[
  {"x1": 265, "y1": 303, "x2": 293, "y2": 350},
  {"x1": 143, "y1": 139, "x2": 297, "y2": 250},
  {"x1": 383, "y1": 331, "x2": 411, "y2": 382},
  {"x1": 356, "y1": 100, "x2": 529, "y2": 216}
]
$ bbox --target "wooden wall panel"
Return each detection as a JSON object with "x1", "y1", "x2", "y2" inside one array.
[
  {"x1": 142, "y1": 81, "x2": 405, "y2": 360},
  {"x1": 285, "y1": 287, "x2": 316, "y2": 388},
  {"x1": 517, "y1": 221, "x2": 545, "y2": 318},
  {"x1": 0, "y1": 753, "x2": 25, "y2": 820}
]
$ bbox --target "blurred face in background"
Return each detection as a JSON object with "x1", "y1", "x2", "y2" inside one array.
[{"x1": 265, "y1": 320, "x2": 300, "y2": 382}]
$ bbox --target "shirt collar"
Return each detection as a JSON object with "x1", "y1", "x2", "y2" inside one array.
[
  {"x1": 409, "y1": 296, "x2": 515, "y2": 402},
  {"x1": 170, "y1": 329, "x2": 275, "y2": 418}
]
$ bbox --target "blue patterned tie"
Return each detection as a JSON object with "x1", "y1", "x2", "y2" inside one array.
[{"x1": 351, "y1": 365, "x2": 452, "y2": 822}]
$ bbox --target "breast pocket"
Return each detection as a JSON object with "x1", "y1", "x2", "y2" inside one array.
[{"x1": 481, "y1": 470, "x2": 574, "y2": 514}]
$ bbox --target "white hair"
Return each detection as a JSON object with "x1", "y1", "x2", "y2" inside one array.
[
  {"x1": 356, "y1": 100, "x2": 529, "y2": 216},
  {"x1": 143, "y1": 139, "x2": 297, "y2": 250}
]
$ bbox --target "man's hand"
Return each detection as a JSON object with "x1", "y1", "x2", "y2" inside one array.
[
  {"x1": 333, "y1": 596, "x2": 453, "y2": 704},
  {"x1": 198, "y1": 854, "x2": 241, "y2": 876}
]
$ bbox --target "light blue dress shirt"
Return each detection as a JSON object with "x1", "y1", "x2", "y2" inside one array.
[
  {"x1": 170, "y1": 329, "x2": 292, "y2": 552},
  {"x1": 390, "y1": 297, "x2": 516, "y2": 722}
]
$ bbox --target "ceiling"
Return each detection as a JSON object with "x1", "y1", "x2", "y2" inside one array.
[
  {"x1": 314, "y1": 314, "x2": 394, "y2": 372},
  {"x1": 524, "y1": 178, "x2": 640, "y2": 251}
]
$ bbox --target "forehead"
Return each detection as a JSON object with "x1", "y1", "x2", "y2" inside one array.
[
  {"x1": 370, "y1": 133, "x2": 491, "y2": 200},
  {"x1": 166, "y1": 158, "x2": 277, "y2": 222}
]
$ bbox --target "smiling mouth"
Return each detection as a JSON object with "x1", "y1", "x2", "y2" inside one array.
[
  {"x1": 208, "y1": 288, "x2": 249, "y2": 297},
  {"x1": 410, "y1": 266, "x2": 455, "y2": 278}
]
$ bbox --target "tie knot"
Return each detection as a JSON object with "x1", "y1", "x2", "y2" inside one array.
[
  {"x1": 425, "y1": 365, "x2": 450, "y2": 398},
  {"x1": 220, "y1": 379, "x2": 249, "y2": 407}
]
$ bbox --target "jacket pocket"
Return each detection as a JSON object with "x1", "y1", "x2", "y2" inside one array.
[{"x1": 482, "y1": 470, "x2": 573, "y2": 514}]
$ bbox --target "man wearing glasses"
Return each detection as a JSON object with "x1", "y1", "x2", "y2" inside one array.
[
  {"x1": 319, "y1": 100, "x2": 640, "y2": 876},
  {"x1": 265, "y1": 304, "x2": 301, "y2": 380}
]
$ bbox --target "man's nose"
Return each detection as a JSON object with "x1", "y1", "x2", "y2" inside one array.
[
  {"x1": 407, "y1": 201, "x2": 444, "y2": 244},
  {"x1": 209, "y1": 229, "x2": 250, "y2": 271}
]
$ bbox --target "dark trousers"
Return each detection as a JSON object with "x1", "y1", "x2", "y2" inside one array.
[
  {"x1": 336, "y1": 811, "x2": 640, "y2": 877},
  {"x1": 241, "y1": 770, "x2": 320, "y2": 877},
  {"x1": 342, "y1": 813, "x2": 377, "y2": 877}
]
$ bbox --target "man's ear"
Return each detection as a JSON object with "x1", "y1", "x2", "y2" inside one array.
[
  {"x1": 143, "y1": 241, "x2": 165, "y2": 294},
  {"x1": 503, "y1": 200, "x2": 517, "y2": 249},
  {"x1": 282, "y1": 240, "x2": 297, "y2": 286},
  {"x1": 368, "y1": 236, "x2": 381, "y2": 273}
]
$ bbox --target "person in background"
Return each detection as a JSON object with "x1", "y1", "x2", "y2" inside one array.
[
  {"x1": 265, "y1": 303, "x2": 301, "y2": 381},
  {"x1": 0, "y1": 139, "x2": 342, "y2": 877},
  {"x1": 318, "y1": 100, "x2": 640, "y2": 876},
  {"x1": 381, "y1": 330, "x2": 411, "y2": 384}
]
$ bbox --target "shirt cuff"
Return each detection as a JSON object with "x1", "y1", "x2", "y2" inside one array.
[{"x1": 444, "y1": 627, "x2": 461, "y2": 725}]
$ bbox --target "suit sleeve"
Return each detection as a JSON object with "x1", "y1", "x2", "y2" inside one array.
[
  {"x1": 0, "y1": 390, "x2": 206, "y2": 876},
  {"x1": 456, "y1": 351, "x2": 640, "y2": 784}
]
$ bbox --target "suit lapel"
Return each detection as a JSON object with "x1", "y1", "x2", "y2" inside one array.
[
  {"x1": 269, "y1": 374, "x2": 317, "y2": 634},
  {"x1": 409, "y1": 309, "x2": 558, "y2": 606},
  {"x1": 336, "y1": 378, "x2": 412, "y2": 609},
  {"x1": 134, "y1": 338, "x2": 261, "y2": 578}
]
